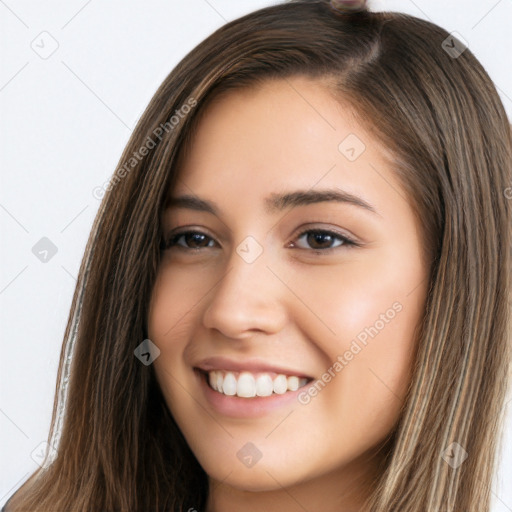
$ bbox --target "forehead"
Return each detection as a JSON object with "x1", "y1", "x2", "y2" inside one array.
[{"x1": 169, "y1": 77, "x2": 405, "y2": 219}]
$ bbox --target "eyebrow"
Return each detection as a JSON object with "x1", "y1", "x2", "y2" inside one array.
[{"x1": 165, "y1": 189, "x2": 379, "y2": 216}]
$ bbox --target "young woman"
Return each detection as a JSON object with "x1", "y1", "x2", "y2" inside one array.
[{"x1": 4, "y1": 0, "x2": 511, "y2": 510}]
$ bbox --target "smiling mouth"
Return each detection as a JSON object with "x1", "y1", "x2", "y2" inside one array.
[{"x1": 197, "y1": 369, "x2": 313, "y2": 398}]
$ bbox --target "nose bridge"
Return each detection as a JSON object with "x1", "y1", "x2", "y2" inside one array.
[
  {"x1": 216, "y1": 234, "x2": 275, "y2": 307},
  {"x1": 202, "y1": 234, "x2": 287, "y2": 336}
]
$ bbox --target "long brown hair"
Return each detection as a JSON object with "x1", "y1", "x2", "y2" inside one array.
[{"x1": 5, "y1": 1, "x2": 511, "y2": 510}]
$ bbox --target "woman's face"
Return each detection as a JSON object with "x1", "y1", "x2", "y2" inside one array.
[{"x1": 148, "y1": 76, "x2": 429, "y2": 508}]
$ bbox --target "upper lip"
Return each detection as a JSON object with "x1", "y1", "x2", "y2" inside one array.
[{"x1": 195, "y1": 356, "x2": 314, "y2": 379}]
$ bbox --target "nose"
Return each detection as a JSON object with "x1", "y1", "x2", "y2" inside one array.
[{"x1": 201, "y1": 244, "x2": 288, "y2": 339}]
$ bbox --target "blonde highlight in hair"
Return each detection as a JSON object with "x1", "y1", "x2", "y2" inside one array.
[{"x1": 5, "y1": 1, "x2": 511, "y2": 511}]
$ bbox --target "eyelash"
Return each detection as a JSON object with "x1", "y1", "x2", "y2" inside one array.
[{"x1": 162, "y1": 227, "x2": 360, "y2": 254}]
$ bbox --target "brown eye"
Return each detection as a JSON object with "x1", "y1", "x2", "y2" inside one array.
[
  {"x1": 291, "y1": 229, "x2": 358, "y2": 252},
  {"x1": 163, "y1": 230, "x2": 216, "y2": 250}
]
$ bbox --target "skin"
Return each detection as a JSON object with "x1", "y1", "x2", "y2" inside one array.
[{"x1": 147, "y1": 76, "x2": 430, "y2": 512}]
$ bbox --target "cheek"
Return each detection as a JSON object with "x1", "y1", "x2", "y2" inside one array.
[
  {"x1": 148, "y1": 265, "x2": 201, "y2": 341},
  {"x1": 147, "y1": 269, "x2": 197, "y2": 404},
  {"x1": 287, "y1": 242, "x2": 427, "y2": 424},
  {"x1": 147, "y1": 277, "x2": 202, "y2": 445},
  {"x1": 283, "y1": 240, "x2": 426, "y2": 352}
]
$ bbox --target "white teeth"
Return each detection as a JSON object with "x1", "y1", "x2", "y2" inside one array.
[
  {"x1": 208, "y1": 372, "x2": 217, "y2": 390},
  {"x1": 215, "y1": 371, "x2": 223, "y2": 392},
  {"x1": 273, "y1": 374, "x2": 288, "y2": 394},
  {"x1": 287, "y1": 376, "x2": 299, "y2": 391},
  {"x1": 206, "y1": 370, "x2": 309, "y2": 398},
  {"x1": 222, "y1": 372, "x2": 237, "y2": 396},
  {"x1": 237, "y1": 372, "x2": 256, "y2": 397},
  {"x1": 255, "y1": 374, "x2": 274, "y2": 397}
]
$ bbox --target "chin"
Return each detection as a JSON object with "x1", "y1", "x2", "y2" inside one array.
[{"x1": 205, "y1": 463, "x2": 300, "y2": 492}]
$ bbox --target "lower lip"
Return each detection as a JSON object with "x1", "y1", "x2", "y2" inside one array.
[{"x1": 195, "y1": 370, "x2": 312, "y2": 419}]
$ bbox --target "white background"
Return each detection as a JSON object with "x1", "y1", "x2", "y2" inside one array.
[{"x1": 1, "y1": 0, "x2": 511, "y2": 509}]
